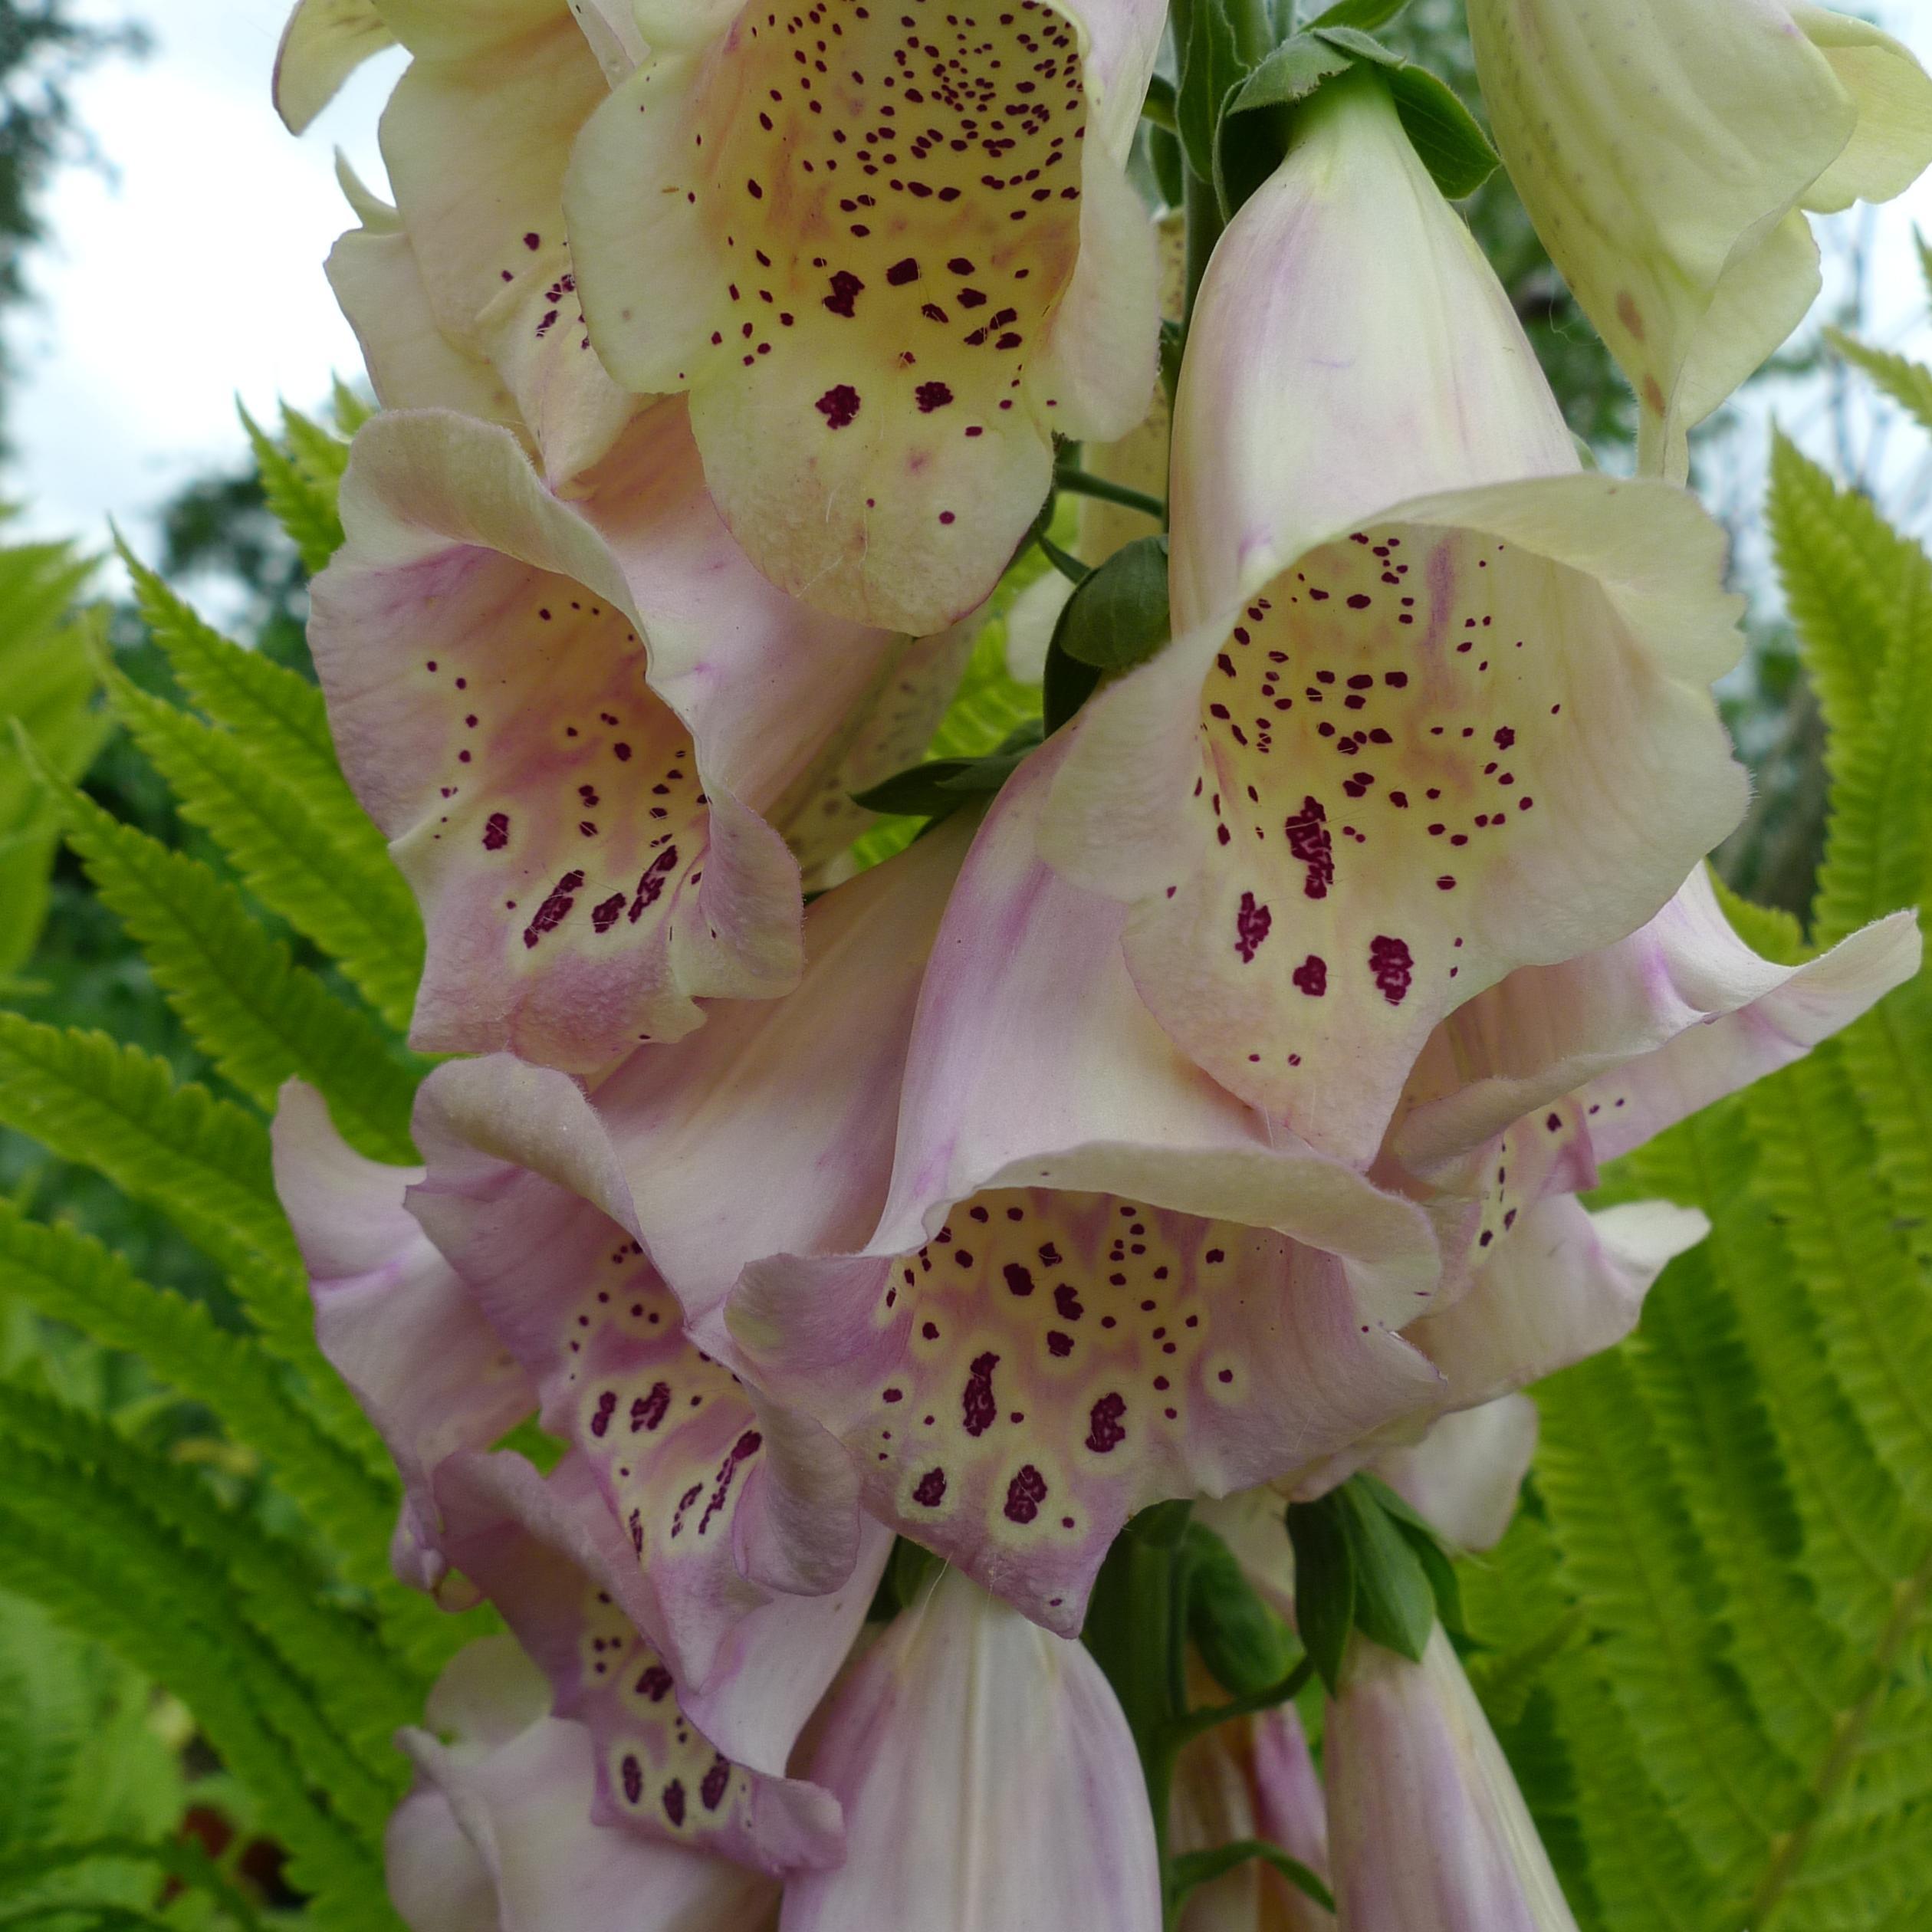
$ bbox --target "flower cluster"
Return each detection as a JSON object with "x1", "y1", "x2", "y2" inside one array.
[{"x1": 273, "y1": 0, "x2": 1930, "y2": 1924}]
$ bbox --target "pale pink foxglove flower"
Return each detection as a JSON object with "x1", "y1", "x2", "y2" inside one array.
[
  {"x1": 272, "y1": 1081, "x2": 534, "y2": 1595},
  {"x1": 1171, "y1": 1699, "x2": 1330, "y2": 1932},
  {"x1": 309, "y1": 402, "x2": 953, "y2": 1073},
  {"x1": 427, "y1": 1450, "x2": 885, "y2": 1875},
  {"x1": 562, "y1": 0, "x2": 1165, "y2": 632},
  {"x1": 387, "y1": 1635, "x2": 778, "y2": 1931},
  {"x1": 1041, "y1": 71, "x2": 1753, "y2": 1168},
  {"x1": 728, "y1": 738, "x2": 1447, "y2": 1633},
  {"x1": 278, "y1": 0, "x2": 644, "y2": 490},
  {"x1": 1326, "y1": 1628, "x2": 1579, "y2": 1932},
  {"x1": 781, "y1": 1564, "x2": 1162, "y2": 1931},
  {"x1": 1468, "y1": 0, "x2": 1932, "y2": 479},
  {"x1": 274, "y1": 830, "x2": 961, "y2": 1683},
  {"x1": 1385, "y1": 869, "x2": 1920, "y2": 1407}
]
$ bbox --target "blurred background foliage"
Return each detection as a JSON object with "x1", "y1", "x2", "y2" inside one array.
[{"x1": 0, "y1": 0, "x2": 1926, "y2": 1924}]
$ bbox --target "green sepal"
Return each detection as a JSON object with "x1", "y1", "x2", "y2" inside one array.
[
  {"x1": 849, "y1": 721, "x2": 1043, "y2": 821},
  {"x1": 1228, "y1": 32, "x2": 1498, "y2": 203},
  {"x1": 1339, "y1": 1477, "x2": 1438, "y2": 1662},
  {"x1": 1284, "y1": 1490, "x2": 1355, "y2": 1694},
  {"x1": 1178, "y1": 0, "x2": 1250, "y2": 182},
  {"x1": 1167, "y1": 1838, "x2": 1336, "y2": 1916},
  {"x1": 1307, "y1": 0, "x2": 1411, "y2": 28},
  {"x1": 1227, "y1": 32, "x2": 1355, "y2": 116},
  {"x1": 1053, "y1": 536, "x2": 1172, "y2": 673},
  {"x1": 1183, "y1": 1522, "x2": 1299, "y2": 1698},
  {"x1": 1355, "y1": 1473, "x2": 1468, "y2": 1637},
  {"x1": 1380, "y1": 61, "x2": 1498, "y2": 200}
]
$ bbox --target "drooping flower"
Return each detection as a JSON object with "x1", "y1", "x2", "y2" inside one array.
[
  {"x1": 730, "y1": 738, "x2": 1447, "y2": 1632},
  {"x1": 279, "y1": 0, "x2": 645, "y2": 491},
  {"x1": 1385, "y1": 867, "x2": 1920, "y2": 1406},
  {"x1": 1041, "y1": 71, "x2": 1752, "y2": 1168},
  {"x1": 310, "y1": 401, "x2": 955, "y2": 1073},
  {"x1": 562, "y1": 0, "x2": 1165, "y2": 632},
  {"x1": 1325, "y1": 1627, "x2": 1579, "y2": 1932},
  {"x1": 427, "y1": 1449, "x2": 884, "y2": 1875},
  {"x1": 1171, "y1": 1694, "x2": 1330, "y2": 1932},
  {"x1": 1468, "y1": 0, "x2": 1932, "y2": 478},
  {"x1": 780, "y1": 1564, "x2": 1162, "y2": 1930},
  {"x1": 275, "y1": 828, "x2": 965, "y2": 1687},
  {"x1": 272, "y1": 1080, "x2": 534, "y2": 1594},
  {"x1": 386, "y1": 1635, "x2": 778, "y2": 1931}
]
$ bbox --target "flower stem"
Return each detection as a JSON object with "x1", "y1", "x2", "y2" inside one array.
[{"x1": 1053, "y1": 467, "x2": 1165, "y2": 521}]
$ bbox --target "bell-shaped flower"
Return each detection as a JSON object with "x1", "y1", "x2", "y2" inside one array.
[
  {"x1": 1468, "y1": 0, "x2": 1932, "y2": 478},
  {"x1": 310, "y1": 826, "x2": 968, "y2": 1686},
  {"x1": 271, "y1": 1081, "x2": 534, "y2": 1593},
  {"x1": 780, "y1": 1565, "x2": 1162, "y2": 1930},
  {"x1": 1171, "y1": 1695, "x2": 1330, "y2": 1932},
  {"x1": 1386, "y1": 867, "x2": 1918, "y2": 1404},
  {"x1": 429, "y1": 1446, "x2": 885, "y2": 1876},
  {"x1": 280, "y1": 0, "x2": 645, "y2": 490},
  {"x1": 1325, "y1": 1627, "x2": 1579, "y2": 1931},
  {"x1": 562, "y1": 0, "x2": 1166, "y2": 632},
  {"x1": 310, "y1": 401, "x2": 958, "y2": 1073},
  {"x1": 1041, "y1": 71, "x2": 1752, "y2": 1168},
  {"x1": 730, "y1": 738, "x2": 1447, "y2": 1633},
  {"x1": 387, "y1": 1635, "x2": 777, "y2": 1931}
]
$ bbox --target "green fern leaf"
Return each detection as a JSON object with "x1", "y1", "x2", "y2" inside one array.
[
  {"x1": 0, "y1": 1204, "x2": 394, "y2": 1571},
  {"x1": 27, "y1": 748, "x2": 421, "y2": 1162},
  {"x1": 1826, "y1": 328, "x2": 1932, "y2": 438},
  {"x1": 0, "y1": 1015, "x2": 292, "y2": 1279},
  {"x1": 0, "y1": 540, "x2": 102, "y2": 980},
  {"x1": 0, "y1": 1840, "x2": 264, "y2": 1931},
  {"x1": 0, "y1": 1384, "x2": 422, "y2": 1776},
  {"x1": 118, "y1": 547, "x2": 344, "y2": 797},
  {"x1": 1765, "y1": 435, "x2": 1932, "y2": 756},
  {"x1": 0, "y1": 1439, "x2": 401, "y2": 1850},
  {"x1": 102, "y1": 669, "x2": 422, "y2": 1033},
  {"x1": 0, "y1": 1505, "x2": 395, "y2": 1924},
  {"x1": 331, "y1": 379, "x2": 375, "y2": 437},
  {"x1": 240, "y1": 405, "x2": 344, "y2": 577}
]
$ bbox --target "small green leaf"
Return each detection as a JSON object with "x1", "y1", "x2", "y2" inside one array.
[
  {"x1": 1384, "y1": 63, "x2": 1499, "y2": 200},
  {"x1": 1053, "y1": 536, "x2": 1171, "y2": 672},
  {"x1": 1286, "y1": 1490, "x2": 1355, "y2": 1693},
  {"x1": 1184, "y1": 1522, "x2": 1300, "y2": 1698},
  {"x1": 1230, "y1": 31, "x2": 1355, "y2": 114},
  {"x1": 1308, "y1": 0, "x2": 1410, "y2": 28},
  {"x1": 1178, "y1": 0, "x2": 1247, "y2": 182},
  {"x1": 1311, "y1": 22, "x2": 1399, "y2": 65},
  {"x1": 1167, "y1": 1838, "x2": 1336, "y2": 1915},
  {"x1": 1339, "y1": 1478, "x2": 1438, "y2": 1661}
]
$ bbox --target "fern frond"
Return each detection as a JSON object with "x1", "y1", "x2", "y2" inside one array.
[
  {"x1": 118, "y1": 547, "x2": 344, "y2": 797},
  {"x1": 1826, "y1": 329, "x2": 1932, "y2": 438},
  {"x1": 0, "y1": 1442, "x2": 402, "y2": 1852},
  {"x1": 240, "y1": 404, "x2": 344, "y2": 577},
  {"x1": 0, "y1": 1838, "x2": 268, "y2": 1931},
  {"x1": 0, "y1": 1383, "x2": 422, "y2": 1773},
  {"x1": 0, "y1": 1506, "x2": 395, "y2": 1925},
  {"x1": 1766, "y1": 435, "x2": 1932, "y2": 754},
  {"x1": 0, "y1": 1204, "x2": 393, "y2": 1571},
  {"x1": 0, "y1": 1015, "x2": 293, "y2": 1278},
  {"x1": 27, "y1": 747, "x2": 420, "y2": 1161},
  {"x1": 101, "y1": 669, "x2": 422, "y2": 1033},
  {"x1": 0, "y1": 540, "x2": 103, "y2": 978},
  {"x1": 330, "y1": 379, "x2": 374, "y2": 438},
  {"x1": 1746, "y1": 1045, "x2": 1932, "y2": 1517}
]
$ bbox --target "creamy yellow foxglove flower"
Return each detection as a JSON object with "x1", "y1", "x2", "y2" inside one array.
[
  {"x1": 278, "y1": 0, "x2": 646, "y2": 490},
  {"x1": 1469, "y1": 0, "x2": 1932, "y2": 477},
  {"x1": 563, "y1": 0, "x2": 1166, "y2": 633}
]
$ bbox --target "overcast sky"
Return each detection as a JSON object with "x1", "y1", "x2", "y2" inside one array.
[{"x1": 5, "y1": 0, "x2": 1931, "y2": 573}]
